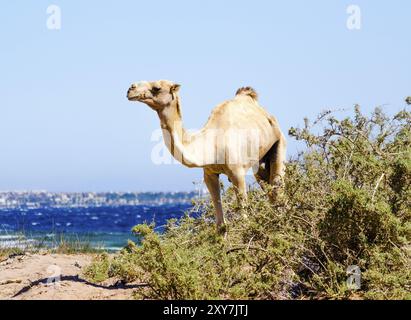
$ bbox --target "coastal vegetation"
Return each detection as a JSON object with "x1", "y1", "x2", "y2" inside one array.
[
  {"x1": 0, "y1": 234, "x2": 101, "y2": 261},
  {"x1": 0, "y1": 247, "x2": 24, "y2": 262},
  {"x1": 71, "y1": 104, "x2": 411, "y2": 299}
]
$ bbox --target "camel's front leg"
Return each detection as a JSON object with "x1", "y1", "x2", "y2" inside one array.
[{"x1": 204, "y1": 170, "x2": 225, "y2": 228}]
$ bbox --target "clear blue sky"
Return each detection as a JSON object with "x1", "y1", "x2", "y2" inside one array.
[{"x1": 0, "y1": 1, "x2": 410, "y2": 192}]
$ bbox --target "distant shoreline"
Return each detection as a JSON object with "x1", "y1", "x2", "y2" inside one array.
[{"x1": 0, "y1": 191, "x2": 202, "y2": 210}]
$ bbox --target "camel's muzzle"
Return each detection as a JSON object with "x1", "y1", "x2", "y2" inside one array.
[
  {"x1": 127, "y1": 84, "x2": 150, "y2": 101},
  {"x1": 127, "y1": 88, "x2": 141, "y2": 101}
]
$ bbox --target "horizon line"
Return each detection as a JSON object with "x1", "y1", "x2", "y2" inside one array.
[{"x1": 0, "y1": 190, "x2": 198, "y2": 194}]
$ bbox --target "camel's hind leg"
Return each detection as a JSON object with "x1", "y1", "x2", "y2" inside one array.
[
  {"x1": 269, "y1": 134, "x2": 287, "y2": 186},
  {"x1": 254, "y1": 135, "x2": 287, "y2": 201},
  {"x1": 228, "y1": 169, "x2": 249, "y2": 221},
  {"x1": 254, "y1": 155, "x2": 270, "y2": 186}
]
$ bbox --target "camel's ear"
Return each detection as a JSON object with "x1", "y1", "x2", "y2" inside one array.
[{"x1": 170, "y1": 83, "x2": 181, "y2": 93}]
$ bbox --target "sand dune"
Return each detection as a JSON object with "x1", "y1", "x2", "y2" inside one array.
[{"x1": 0, "y1": 253, "x2": 137, "y2": 300}]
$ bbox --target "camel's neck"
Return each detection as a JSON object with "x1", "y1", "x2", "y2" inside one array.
[{"x1": 157, "y1": 96, "x2": 202, "y2": 167}]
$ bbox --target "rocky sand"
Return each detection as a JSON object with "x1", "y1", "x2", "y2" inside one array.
[{"x1": 0, "y1": 253, "x2": 139, "y2": 300}]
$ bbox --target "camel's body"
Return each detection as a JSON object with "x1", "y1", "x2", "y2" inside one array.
[{"x1": 127, "y1": 80, "x2": 286, "y2": 228}]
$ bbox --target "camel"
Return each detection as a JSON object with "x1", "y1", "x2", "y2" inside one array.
[{"x1": 127, "y1": 80, "x2": 286, "y2": 229}]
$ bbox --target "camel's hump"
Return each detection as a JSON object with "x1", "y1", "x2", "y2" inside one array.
[{"x1": 235, "y1": 87, "x2": 258, "y2": 101}]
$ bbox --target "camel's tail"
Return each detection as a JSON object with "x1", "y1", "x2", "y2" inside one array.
[{"x1": 236, "y1": 87, "x2": 258, "y2": 101}]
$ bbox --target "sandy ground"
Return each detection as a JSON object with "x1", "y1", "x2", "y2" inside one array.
[{"x1": 0, "y1": 253, "x2": 140, "y2": 300}]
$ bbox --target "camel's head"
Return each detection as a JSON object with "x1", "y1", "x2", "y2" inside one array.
[{"x1": 127, "y1": 80, "x2": 181, "y2": 111}]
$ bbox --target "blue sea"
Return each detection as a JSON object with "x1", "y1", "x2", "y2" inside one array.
[{"x1": 0, "y1": 204, "x2": 194, "y2": 251}]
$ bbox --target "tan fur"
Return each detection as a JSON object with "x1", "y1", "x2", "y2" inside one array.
[{"x1": 127, "y1": 80, "x2": 287, "y2": 229}]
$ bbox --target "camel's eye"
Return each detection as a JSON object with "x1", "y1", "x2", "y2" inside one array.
[{"x1": 151, "y1": 87, "x2": 161, "y2": 95}]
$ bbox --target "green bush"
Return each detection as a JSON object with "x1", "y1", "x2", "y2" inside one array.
[{"x1": 85, "y1": 105, "x2": 410, "y2": 300}]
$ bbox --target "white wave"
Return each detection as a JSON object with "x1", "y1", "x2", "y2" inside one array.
[
  {"x1": 103, "y1": 246, "x2": 123, "y2": 252},
  {"x1": 0, "y1": 238, "x2": 37, "y2": 249},
  {"x1": 0, "y1": 235, "x2": 21, "y2": 240}
]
